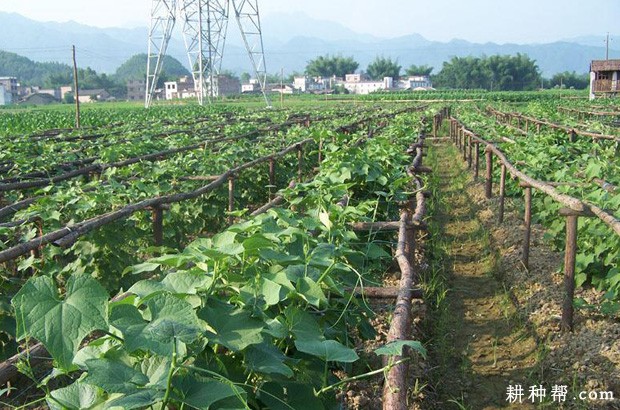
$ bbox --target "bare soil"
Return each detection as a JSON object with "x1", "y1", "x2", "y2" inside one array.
[{"x1": 424, "y1": 139, "x2": 620, "y2": 409}]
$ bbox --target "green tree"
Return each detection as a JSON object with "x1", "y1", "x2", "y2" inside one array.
[
  {"x1": 405, "y1": 64, "x2": 433, "y2": 76},
  {"x1": 366, "y1": 57, "x2": 401, "y2": 80},
  {"x1": 305, "y1": 55, "x2": 359, "y2": 78},
  {"x1": 433, "y1": 56, "x2": 490, "y2": 89},
  {"x1": 63, "y1": 92, "x2": 75, "y2": 104},
  {"x1": 486, "y1": 53, "x2": 541, "y2": 91},
  {"x1": 434, "y1": 54, "x2": 541, "y2": 91},
  {"x1": 114, "y1": 54, "x2": 190, "y2": 83},
  {"x1": 549, "y1": 71, "x2": 589, "y2": 89},
  {"x1": 240, "y1": 72, "x2": 251, "y2": 83}
]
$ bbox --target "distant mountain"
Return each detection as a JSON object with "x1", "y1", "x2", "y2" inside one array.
[
  {"x1": 561, "y1": 34, "x2": 620, "y2": 49},
  {"x1": 259, "y1": 12, "x2": 383, "y2": 45},
  {"x1": 0, "y1": 11, "x2": 618, "y2": 78}
]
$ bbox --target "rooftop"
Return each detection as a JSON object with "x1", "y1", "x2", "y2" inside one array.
[{"x1": 591, "y1": 59, "x2": 620, "y2": 71}]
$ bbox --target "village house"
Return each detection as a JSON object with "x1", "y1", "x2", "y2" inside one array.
[
  {"x1": 165, "y1": 75, "x2": 239, "y2": 100},
  {"x1": 589, "y1": 59, "x2": 620, "y2": 99},
  {"x1": 0, "y1": 87, "x2": 9, "y2": 106},
  {"x1": 127, "y1": 79, "x2": 146, "y2": 102},
  {"x1": 293, "y1": 76, "x2": 334, "y2": 93},
  {"x1": 270, "y1": 84, "x2": 295, "y2": 94},
  {"x1": 0, "y1": 77, "x2": 18, "y2": 104},
  {"x1": 341, "y1": 74, "x2": 394, "y2": 95},
  {"x1": 400, "y1": 75, "x2": 433, "y2": 90},
  {"x1": 242, "y1": 78, "x2": 261, "y2": 93},
  {"x1": 217, "y1": 75, "x2": 241, "y2": 96},
  {"x1": 21, "y1": 93, "x2": 60, "y2": 106},
  {"x1": 78, "y1": 89, "x2": 112, "y2": 103},
  {"x1": 164, "y1": 76, "x2": 195, "y2": 100}
]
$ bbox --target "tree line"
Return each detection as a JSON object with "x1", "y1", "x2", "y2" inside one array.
[
  {"x1": 302, "y1": 54, "x2": 589, "y2": 91},
  {"x1": 0, "y1": 48, "x2": 591, "y2": 100}
]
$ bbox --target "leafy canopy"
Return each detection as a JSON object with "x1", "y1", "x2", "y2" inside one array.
[
  {"x1": 405, "y1": 64, "x2": 434, "y2": 76},
  {"x1": 305, "y1": 55, "x2": 359, "y2": 78},
  {"x1": 366, "y1": 56, "x2": 401, "y2": 80},
  {"x1": 433, "y1": 53, "x2": 542, "y2": 91}
]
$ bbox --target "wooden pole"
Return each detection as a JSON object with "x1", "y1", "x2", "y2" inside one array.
[
  {"x1": 269, "y1": 158, "x2": 276, "y2": 187},
  {"x1": 560, "y1": 211, "x2": 578, "y2": 331},
  {"x1": 522, "y1": 185, "x2": 532, "y2": 270},
  {"x1": 280, "y1": 68, "x2": 284, "y2": 109},
  {"x1": 72, "y1": 45, "x2": 81, "y2": 129},
  {"x1": 474, "y1": 142, "x2": 480, "y2": 180},
  {"x1": 569, "y1": 130, "x2": 577, "y2": 143},
  {"x1": 228, "y1": 175, "x2": 235, "y2": 225},
  {"x1": 467, "y1": 136, "x2": 473, "y2": 169},
  {"x1": 383, "y1": 212, "x2": 415, "y2": 410},
  {"x1": 405, "y1": 225, "x2": 416, "y2": 268},
  {"x1": 318, "y1": 138, "x2": 323, "y2": 165},
  {"x1": 462, "y1": 133, "x2": 468, "y2": 161},
  {"x1": 485, "y1": 147, "x2": 493, "y2": 199},
  {"x1": 297, "y1": 145, "x2": 303, "y2": 182},
  {"x1": 152, "y1": 206, "x2": 163, "y2": 247},
  {"x1": 498, "y1": 165, "x2": 507, "y2": 223}
]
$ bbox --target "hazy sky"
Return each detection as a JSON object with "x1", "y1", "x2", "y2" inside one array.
[{"x1": 0, "y1": 0, "x2": 617, "y2": 43}]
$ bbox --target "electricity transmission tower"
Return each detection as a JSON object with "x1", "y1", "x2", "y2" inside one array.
[{"x1": 145, "y1": 0, "x2": 270, "y2": 107}]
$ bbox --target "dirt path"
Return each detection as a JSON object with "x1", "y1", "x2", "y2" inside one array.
[{"x1": 425, "y1": 141, "x2": 539, "y2": 409}]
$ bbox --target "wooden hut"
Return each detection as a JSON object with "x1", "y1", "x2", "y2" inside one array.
[{"x1": 589, "y1": 59, "x2": 620, "y2": 99}]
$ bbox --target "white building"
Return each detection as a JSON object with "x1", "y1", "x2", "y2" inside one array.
[
  {"x1": 400, "y1": 75, "x2": 433, "y2": 90},
  {"x1": 271, "y1": 84, "x2": 295, "y2": 94},
  {"x1": 343, "y1": 76, "x2": 394, "y2": 95},
  {"x1": 242, "y1": 78, "x2": 261, "y2": 93},
  {"x1": 0, "y1": 77, "x2": 18, "y2": 103},
  {"x1": 78, "y1": 89, "x2": 112, "y2": 103},
  {"x1": 166, "y1": 75, "x2": 239, "y2": 99},
  {"x1": 293, "y1": 76, "x2": 334, "y2": 93},
  {"x1": 0, "y1": 87, "x2": 10, "y2": 105},
  {"x1": 164, "y1": 81, "x2": 178, "y2": 100},
  {"x1": 293, "y1": 76, "x2": 310, "y2": 92}
]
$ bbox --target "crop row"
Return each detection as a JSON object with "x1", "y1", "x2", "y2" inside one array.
[
  {"x1": 2, "y1": 107, "x2": 431, "y2": 409},
  {"x1": 449, "y1": 104, "x2": 619, "y2": 319}
]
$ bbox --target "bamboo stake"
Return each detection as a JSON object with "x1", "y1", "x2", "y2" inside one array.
[
  {"x1": 72, "y1": 45, "x2": 81, "y2": 129},
  {"x1": 297, "y1": 145, "x2": 303, "y2": 182},
  {"x1": 228, "y1": 175, "x2": 235, "y2": 225}
]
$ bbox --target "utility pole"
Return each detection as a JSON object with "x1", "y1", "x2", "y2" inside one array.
[
  {"x1": 280, "y1": 67, "x2": 284, "y2": 109},
  {"x1": 72, "y1": 45, "x2": 81, "y2": 129},
  {"x1": 605, "y1": 32, "x2": 610, "y2": 60}
]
